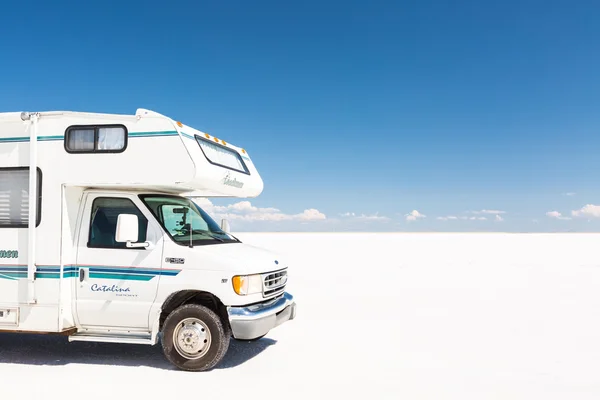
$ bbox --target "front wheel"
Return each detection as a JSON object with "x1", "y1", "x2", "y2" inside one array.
[{"x1": 161, "y1": 304, "x2": 230, "y2": 371}]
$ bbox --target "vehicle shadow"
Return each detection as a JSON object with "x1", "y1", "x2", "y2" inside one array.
[{"x1": 0, "y1": 332, "x2": 276, "y2": 370}]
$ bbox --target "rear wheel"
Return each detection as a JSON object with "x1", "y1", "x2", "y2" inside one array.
[{"x1": 161, "y1": 304, "x2": 230, "y2": 371}]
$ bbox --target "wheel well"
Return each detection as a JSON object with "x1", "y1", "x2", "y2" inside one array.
[{"x1": 159, "y1": 290, "x2": 230, "y2": 333}]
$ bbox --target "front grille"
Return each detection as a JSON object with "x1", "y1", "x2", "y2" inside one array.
[{"x1": 262, "y1": 269, "x2": 287, "y2": 298}]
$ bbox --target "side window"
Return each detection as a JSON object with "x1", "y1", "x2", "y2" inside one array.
[
  {"x1": 65, "y1": 125, "x2": 127, "y2": 153},
  {"x1": 88, "y1": 197, "x2": 148, "y2": 249},
  {"x1": 0, "y1": 167, "x2": 42, "y2": 228}
]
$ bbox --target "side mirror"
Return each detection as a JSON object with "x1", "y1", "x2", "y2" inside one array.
[
  {"x1": 116, "y1": 214, "x2": 148, "y2": 248},
  {"x1": 220, "y1": 218, "x2": 231, "y2": 233}
]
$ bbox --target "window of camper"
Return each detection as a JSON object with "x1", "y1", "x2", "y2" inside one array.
[
  {"x1": 65, "y1": 125, "x2": 127, "y2": 153},
  {"x1": 195, "y1": 136, "x2": 249, "y2": 174},
  {"x1": 88, "y1": 197, "x2": 148, "y2": 249},
  {"x1": 140, "y1": 195, "x2": 237, "y2": 246},
  {"x1": 0, "y1": 167, "x2": 42, "y2": 228}
]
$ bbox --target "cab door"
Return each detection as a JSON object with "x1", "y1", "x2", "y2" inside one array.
[{"x1": 75, "y1": 193, "x2": 165, "y2": 329}]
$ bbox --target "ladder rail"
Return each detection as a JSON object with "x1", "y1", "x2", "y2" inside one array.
[{"x1": 22, "y1": 112, "x2": 40, "y2": 304}]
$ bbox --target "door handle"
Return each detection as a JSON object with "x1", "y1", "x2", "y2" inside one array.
[{"x1": 79, "y1": 268, "x2": 85, "y2": 283}]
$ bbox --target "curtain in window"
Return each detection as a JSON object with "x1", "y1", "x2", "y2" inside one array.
[
  {"x1": 0, "y1": 169, "x2": 31, "y2": 226},
  {"x1": 68, "y1": 129, "x2": 95, "y2": 151},
  {"x1": 97, "y1": 127, "x2": 125, "y2": 150}
]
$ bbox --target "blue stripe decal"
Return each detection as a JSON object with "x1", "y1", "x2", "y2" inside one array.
[
  {"x1": 87, "y1": 267, "x2": 179, "y2": 276},
  {"x1": 0, "y1": 131, "x2": 180, "y2": 143},
  {"x1": 128, "y1": 130, "x2": 179, "y2": 138},
  {"x1": 180, "y1": 132, "x2": 195, "y2": 140},
  {"x1": 0, "y1": 265, "x2": 181, "y2": 280}
]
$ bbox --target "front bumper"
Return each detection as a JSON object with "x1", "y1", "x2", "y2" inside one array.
[{"x1": 227, "y1": 292, "x2": 297, "y2": 340}]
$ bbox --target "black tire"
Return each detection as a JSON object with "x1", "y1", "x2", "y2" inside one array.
[{"x1": 161, "y1": 303, "x2": 230, "y2": 372}]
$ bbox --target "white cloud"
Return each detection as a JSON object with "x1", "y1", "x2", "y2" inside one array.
[
  {"x1": 355, "y1": 214, "x2": 390, "y2": 222},
  {"x1": 546, "y1": 211, "x2": 571, "y2": 220},
  {"x1": 562, "y1": 192, "x2": 576, "y2": 196},
  {"x1": 340, "y1": 211, "x2": 389, "y2": 222},
  {"x1": 297, "y1": 209, "x2": 327, "y2": 221},
  {"x1": 495, "y1": 215, "x2": 504, "y2": 222},
  {"x1": 438, "y1": 215, "x2": 485, "y2": 221},
  {"x1": 193, "y1": 198, "x2": 326, "y2": 222},
  {"x1": 471, "y1": 209, "x2": 506, "y2": 215},
  {"x1": 226, "y1": 201, "x2": 280, "y2": 214},
  {"x1": 572, "y1": 204, "x2": 600, "y2": 218},
  {"x1": 405, "y1": 210, "x2": 426, "y2": 221}
]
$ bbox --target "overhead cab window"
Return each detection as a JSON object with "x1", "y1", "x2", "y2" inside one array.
[
  {"x1": 65, "y1": 125, "x2": 127, "y2": 153},
  {"x1": 195, "y1": 136, "x2": 249, "y2": 174}
]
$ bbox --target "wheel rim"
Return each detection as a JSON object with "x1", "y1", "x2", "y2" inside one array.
[{"x1": 173, "y1": 317, "x2": 212, "y2": 360}]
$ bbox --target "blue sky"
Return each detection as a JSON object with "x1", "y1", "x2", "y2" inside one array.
[{"x1": 1, "y1": 0, "x2": 600, "y2": 232}]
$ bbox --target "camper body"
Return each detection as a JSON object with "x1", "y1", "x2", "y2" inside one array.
[{"x1": 0, "y1": 109, "x2": 296, "y2": 371}]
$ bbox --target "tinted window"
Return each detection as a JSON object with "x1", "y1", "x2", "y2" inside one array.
[
  {"x1": 0, "y1": 167, "x2": 42, "y2": 228},
  {"x1": 66, "y1": 125, "x2": 127, "y2": 153},
  {"x1": 88, "y1": 197, "x2": 147, "y2": 248},
  {"x1": 195, "y1": 136, "x2": 249, "y2": 174},
  {"x1": 140, "y1": 195, "x2": 236, "y2": 246}
]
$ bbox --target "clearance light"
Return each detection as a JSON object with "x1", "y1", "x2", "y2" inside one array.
[
  {"x1": 205, "y1": 133, "x2": 210, "y2": 139},
  {"x1": 221, "y1": 140, "x2": 226, "y2": 145},
  {"x1": 232, "y1": 274, "x2": 263, "y2": 296},
  {"x1": 242, "y1": 149, "x2": 246, "y2": 154},
  {"x1": 213, "y1": 137, "x2": 219, "y2": 143},
  {"x1": 176, "y1": 121, "x2": 183, "y2": 127}
]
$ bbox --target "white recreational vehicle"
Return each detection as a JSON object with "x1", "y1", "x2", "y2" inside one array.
[{"x1": 0, "y1": 108, "x2": 296, "y2": 371}]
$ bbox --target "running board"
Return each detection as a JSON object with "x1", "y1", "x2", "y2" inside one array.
[{"x1": 68, "y1": 332, "x2": 155, "y2": 345}]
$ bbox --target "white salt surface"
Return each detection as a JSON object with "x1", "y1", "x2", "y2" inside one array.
[{"x1": 2, "y1": 233, "x2": 600, "y2": 399}]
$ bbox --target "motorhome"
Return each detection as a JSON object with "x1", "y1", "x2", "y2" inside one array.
[{"x1": 0, "y1": 108, "x2": 296, "y2": 371}]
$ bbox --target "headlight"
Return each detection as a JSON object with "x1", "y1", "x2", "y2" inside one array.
[{"x1": 232, "y1": 274, "x2": 263, "y2": 295}]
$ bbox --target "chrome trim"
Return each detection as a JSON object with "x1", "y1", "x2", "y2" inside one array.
[
  {"x1": 228, "y1": 292, "x2": 294, "y2": 321},
  {"x1": 261, "y1": 268, "x2": 287, "y2": 298},
  {"x1": 227, "y1": 292, "x2": 296, "y2": 340}
]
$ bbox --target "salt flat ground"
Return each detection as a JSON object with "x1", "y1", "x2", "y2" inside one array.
[{"x1": 2, "y1": 233, "x2": 600, "y2": 399}]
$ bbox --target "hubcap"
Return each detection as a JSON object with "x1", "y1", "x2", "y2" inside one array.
[{"x1": 173, "y1": 318, "x2": 212, "y2": 360}]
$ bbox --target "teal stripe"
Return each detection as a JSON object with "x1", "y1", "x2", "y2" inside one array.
[
  {"x1": 0, "y1": 272, "x2": 25, "y2": 279},
  {"x1": 89, "y1": 273, "x2": 154, "y2": 281},
  {"x1": 38, "y1": 135, "x2": 64, "y2": 141},
  {"x1": 35, "y1": 272, "x2": 60, "y2": 279},
  {"x1": 0, "y1": 265, "x2": 179, "y2": 280},
  {"x1": 0, "y1": 272, "x2": 72, "y2": 280},
  {"x1": 0, "y1": 130, "x2": 180, "y2": 143},
  {"x1": 128, "y1": 130, "x2": 178, "y2": 138},
  {"x1": 180, "y1": 132, "x2": 195, "y2": 140}
]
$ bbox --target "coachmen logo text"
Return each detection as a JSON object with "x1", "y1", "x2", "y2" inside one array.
[{"x1": 223, "y1": 173, "x2": 244, "y2": 188}]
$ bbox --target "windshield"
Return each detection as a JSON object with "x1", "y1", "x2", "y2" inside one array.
[{"x1": 139, "y1": 195, "x2": 238, "y2": 246}]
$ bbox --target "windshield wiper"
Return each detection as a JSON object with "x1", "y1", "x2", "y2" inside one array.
[
  {"x1": 191, "y1": 230, "x2": 225, "y2": 242},
  {"x1": 226, "y1": 232, "x2": 242, "y2": 242}
]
